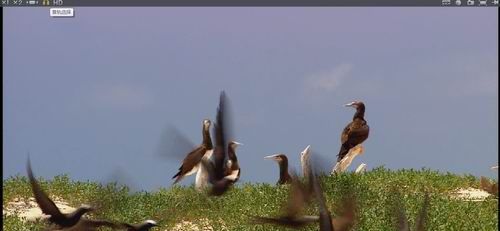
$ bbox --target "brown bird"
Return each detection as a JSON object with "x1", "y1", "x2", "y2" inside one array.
[
  {"x1": 252, "y1": 171, "x2": 317, "y2": 228},
  {"x1": 337, "y1": 101, "x2": 370, "y2": 163},
  {"x1": 61, "y1": 219, "x2": 158, "y2": 231},
  {"x1": 264, "y1": 154, "x2": 293, "y2": 185},
  {"x1": 172, "y1": 119, "x2": 214, "y2": 184},
  {"x1": 201, "y1": 91, "x2": 241, "y2": 196},
  {"x1": 311, "y1": 170, "x2": 357, "y2": 231},
  {"x1": 27, "y1": 158, "x2": 94, "y2": 229},
  {"x1": 224, "y1": 141, "x2": 243, "y2": 182},
  {"x1": 393, "y1": 192, "x2": 430, "y2": 231}
]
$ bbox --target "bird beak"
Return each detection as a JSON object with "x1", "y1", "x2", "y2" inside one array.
[
  {"x1": 264, "y1": 154, "x2": 278, "y2": 160},
  {"x1": 344, "y1": 102, "x2": 355, "y2": 107},
  {"x1": 303, "y1": 145, "x2": 311, "y2": 154},
  {"x1": 233, "y1": 141, "x2": 243, "y2": 146}
]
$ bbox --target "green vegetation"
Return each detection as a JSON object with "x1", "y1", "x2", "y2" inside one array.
[{"x1": 3, "y1": 167, "x2": 498, "y2": 231}]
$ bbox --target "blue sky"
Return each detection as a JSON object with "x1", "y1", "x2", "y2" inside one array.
[{"x1": 3, "y1": 8, "x2": 498, "y2": 190}]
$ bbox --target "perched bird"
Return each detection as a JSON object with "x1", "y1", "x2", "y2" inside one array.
[
  {"x1": 311, "y1": 169, "x2": 357, "y2": 231},
  {"x1": 202, "y1": 91, "x2": 240, "y2": 196},
  {"x1": 264, "y1": 154, "x2": 292, "y2": 185},
  {"x1": 27, "y1": 158, "x2": 94, "y2": 229},
  {"x1": 337, "y1": 101, "x2": 370, "y2": 163},
  {"x1": 119, "y1": 220, "x2": 159, "y2": 231},
  {"x1": 172, "y1": 119, "x2": 214, "y2": 186},
  {"x1": 394, "y1": 192, "x2": 430, "y2": 231},
  {"x1": 224, "y1": 141, "x2": 243, "y2": 182},
  {"x1": 252, "y1": 171, "x2": 317, "y2": 228}
]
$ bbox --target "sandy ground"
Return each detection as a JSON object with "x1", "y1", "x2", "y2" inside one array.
[
  {"x1": 2, "y1": 197, "x2": 227, "y2": 230},
  {"x1": 449, "y1": 187, "x2": 495, "y2": 201},
  {"x1": 171, "y1": 218, "x2": 228, "y2": 231},
  {"x1": 2, "y1": 196, "x2": 76, "y2": 221}
]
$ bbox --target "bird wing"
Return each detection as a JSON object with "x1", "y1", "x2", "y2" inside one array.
[
  {"x1": 396, "y1": 205, "x2": 410, "y2": 231},
  {"x1": 342, "y1": 122, "x2": 369, "y2": 146},
  {"x1": 27, "y1": 158, "x2": 65, "y2": 221},
  {"x1": 311, "y1": 172, "x2": 334, "y2": 231},
  {"x1": 68, "y1": 218, "x2": 124, "y2": 231},
  {"x1": 391, "y1": 189, "x2": 410, "y2": 231},
  {"x1": 199, "y1": 155, "x2": 235, "y2": 196},
  {"x1": 331, "y1": 196, "x2": 356, "y2": 231},
  {"x1": 284, "y1": 172, "x2": 307, "y2": 217},
  {"x1": 341, "y1": 122, "x2": 352, "y2": 144},
  {"x1": 172, "y1": 145, "x2": 207, "y2": 183},
  {"x1": 157, "y1": 125, "x2": 196, "y2": 160},
  {"x1": 251, "y1": 216, "x2": 313, "y2": 229},
  {"x1": 414, "y1": 193, "x2": 430, "y2": 231},
  {"x1": 212, "y1": 91, "x2": 229, "y2": 180}
]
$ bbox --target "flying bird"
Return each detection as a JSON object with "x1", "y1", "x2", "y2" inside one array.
[
  {"x1": 27, "y1": 158, "x2": 94, "y2": 229},
  {"x1": 311, "y1": 169, "x2": 357, "y2": 231},
  {"x1": 172, "y1": 119, "x2": 214, "y2": 187},
  {"x1": 200, "y1": 91, "x2": 241, "y2": 196},
  {"x1": 337, "y1": 101, "x2": 370, "y2": 163},
  {"x1": 60, "y1": 218, "x2": 123, "y2": 231},
  {"x1": 251, "y1": 171, "x2": 317, "y2": 228},
  {"x1": 264, "y1": 154, "x2": 293, "y2": 185},
  {"x1": 393, "y1": 191, "x2": 430, "y2": 231}
]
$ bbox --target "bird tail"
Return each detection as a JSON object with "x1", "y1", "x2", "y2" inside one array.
[
  {"x1": 337, "y1": 144, "x2": 350, "y2": 162},
  {"x1": 172, "y1": 170, "x2": 183, "y2": 184}
]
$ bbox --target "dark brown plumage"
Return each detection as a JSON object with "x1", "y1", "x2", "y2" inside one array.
[
  {"x1": 311, "y1": 170, "x2": 357, "y2": 231},
  {"x1": 394, "y1": 192, "x2": 430, "y2": 231},
  {"x1": 224, "y1": 141, "x2": 242, "y2": 182},
  {"x1": 264, "y1": 154, "x2": 292, "y2": 185},
  {"x1": 212, "y1": 91, "x2": 229, "y2": 181},
  {"x1": 60, "y1": 218, "x2": 123, "y2": 231},
  {"x1": 172, "y1": 119, "x2": 213, "y2": 184},
  {"x1": 252, "y1": 171, "x2": 316, "y2": 228},
  {"x1": 337, "y1": 101, "x2": 370, "y2": 162},
  {"x1": 202, "y1": 91, "x2": 240, "y2": 196},
  {"x1": 27, "y1": 158, "x2": 94, "y2": 229}
]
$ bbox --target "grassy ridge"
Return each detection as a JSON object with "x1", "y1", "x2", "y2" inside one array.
[{"x1": 3, "y1": 167, "x2": 498, "y2": 231}]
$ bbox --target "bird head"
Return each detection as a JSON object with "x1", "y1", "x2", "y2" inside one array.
[
  {"x1": 144, "y1": 220, "x2": 158, "y2": 227},
  {"x1": 203, "y1": 119, "x2": 211, "y2": 129},
  {"x1": 264, "y1": 154, "x2": 288, "y2": 163},
  {"x1": 300, "y1": 145, "x2": 311, "y2": 158},
  {"x1": 344, "y1": 101, "x2": 364, "y2": 109},
  {"x1": 229, "y1": 141, "x2": 243, "y2": 150}
]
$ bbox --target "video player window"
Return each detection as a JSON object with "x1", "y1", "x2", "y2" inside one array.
[{"x1": 3, "y1": 2, "x2": 498, "y2": 231}]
